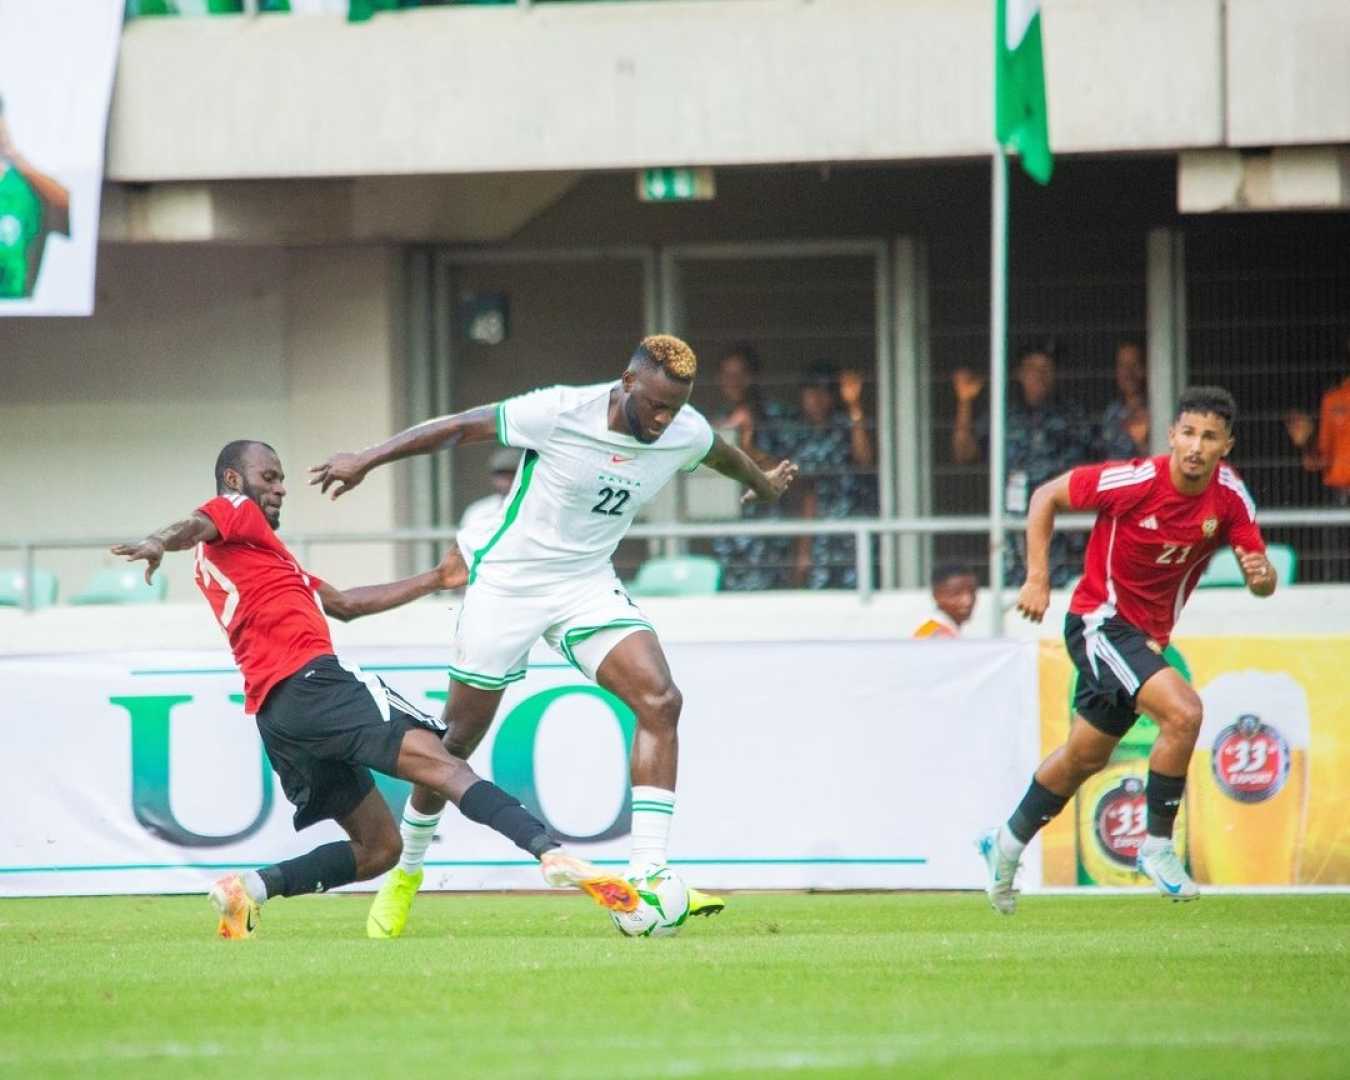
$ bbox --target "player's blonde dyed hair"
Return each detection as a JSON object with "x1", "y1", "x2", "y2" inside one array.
[{"x1": 635, "y1": 334, "x2": 697, "y2": 382}]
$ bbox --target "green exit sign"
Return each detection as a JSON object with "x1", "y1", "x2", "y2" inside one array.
[{"x1": 636, "y1": 167, "x2": 716, "y2": 203}]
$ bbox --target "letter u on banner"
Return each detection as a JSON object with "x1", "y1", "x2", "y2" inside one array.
[
  {"x1": 109, "y1": 694, "x2": 274, "y2": 847},
  {"x1": 491, "y1": 686, "x2": 636, "y2": 843}
]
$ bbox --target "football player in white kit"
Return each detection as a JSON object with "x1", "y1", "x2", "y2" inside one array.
[{"x1": 310, "y1": 336, "x2": 798, "y2": 937}]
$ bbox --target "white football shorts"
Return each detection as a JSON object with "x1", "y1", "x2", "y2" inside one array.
[{"x1": 447, "y1": 570, "x2": 655, "y2": 690}]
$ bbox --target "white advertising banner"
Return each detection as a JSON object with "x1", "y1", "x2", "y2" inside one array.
[
  {"x1": 0, "y1": 641, "x2": 1039, "y2": 896},
  {"x1": 0, "y1": 0, "x2": 123, "y2": 314}
]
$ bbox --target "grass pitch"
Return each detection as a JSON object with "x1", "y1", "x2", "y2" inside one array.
[{"x1": 2, "y1": 892, "x2": 1347, "y2": 1078}]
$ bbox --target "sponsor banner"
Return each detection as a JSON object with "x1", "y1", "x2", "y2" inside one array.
[
  {"x1": 1039, "y1": 637, "x2": 1350, "y2": 887},
  {"x1": 0, "y1": 640, "x2": 1039, "y2": 896},
  {"x1": 0, "y1": 0, "x2": 122, "y2": 315}
]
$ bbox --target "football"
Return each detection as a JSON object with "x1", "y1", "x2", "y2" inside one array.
[{"x1": 609, "y1": 864, "x2": 691, "y2": 938}]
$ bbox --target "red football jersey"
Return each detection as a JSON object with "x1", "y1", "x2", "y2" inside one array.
[
  {"x1": 1067, "y1": 455, "x2": 1265, "y2": 645},
  {"x1": 194, "y1": 493, "x2": 333, "y2": 714}
]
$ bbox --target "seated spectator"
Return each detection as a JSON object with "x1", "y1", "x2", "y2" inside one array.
[
  {"x1": 458, "y1": 448, "x2": 520, "y2": 539},
  {"x1": 779, "y1": 360, "x2": 876, "y2": 590},
  {"x1": 913, "y1": 564, "x2": 977, "y2": 639},
  {"x1": 709, "y1": 343, "x2": 793, "y2": 591},
  {"x1": 1285, "y1": 341, "x2": 1350, "y2": 507},
  {"x1": 1098, "y1": 339, "x2": 1150, "y2": 460},
  {"x1": 951, "y1": 344, "x2": 1093, "y2": 587}
]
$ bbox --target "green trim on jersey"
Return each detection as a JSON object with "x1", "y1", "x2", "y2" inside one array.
[
  {"x1": 467, "y1": 449, "x2": 537, "y2": 585},
  {"x1": 683, "y1": 424, "x2": 717, "y2": 472},
  {"x1": 495, "y1": 401, "x2": 510, "y2": 447},
  {"x1": 447, "y1": 664, "x2": 527, "y2": 691},
  {"x1": 558, "y1": 618, "x2": 655, "y2": 671}
]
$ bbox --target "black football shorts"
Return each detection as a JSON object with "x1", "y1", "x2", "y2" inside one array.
[{"x1": 255, "y1": 654, "x2": 445, "y2": 829}]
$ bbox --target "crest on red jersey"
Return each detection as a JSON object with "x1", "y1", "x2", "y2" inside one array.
[{"x1": 1202, "y1": 517, "x2": 1218, "y2": 537}]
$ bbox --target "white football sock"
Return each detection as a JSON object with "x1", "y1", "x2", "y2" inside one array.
[
  {"x1": 242, "y1": 869, "x2": 269, "y2": 905},
  {"x1": 628, "y1": 786, "x2": 676, "y2": 872},
  {"x1": 398, "y1": 802, "x2": 443, "y2": 875},
  {"x1": 997, "y1": 824, "x2": 1027, "y2": 861}
]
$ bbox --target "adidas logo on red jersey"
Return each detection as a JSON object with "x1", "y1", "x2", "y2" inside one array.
[{"x1": 1139, "y1": 514, "x2": 1159, "y2": 530}]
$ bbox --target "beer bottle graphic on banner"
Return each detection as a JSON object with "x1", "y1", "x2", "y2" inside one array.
[
  {"x1": 1187, "y1": 671, "x2": 1310, "y2": 885},
  {"x1": 1074, "y1": 645, "x2": 1191, "y2": 886}
]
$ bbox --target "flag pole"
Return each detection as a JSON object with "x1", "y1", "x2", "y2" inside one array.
[{"x1": 988, "y1": 142, "x2": 1009, "y2": 637}]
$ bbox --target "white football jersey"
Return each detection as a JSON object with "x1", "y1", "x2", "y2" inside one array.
[{"x1": 460, "y1": 382, "x2": 714, "y2": 593}]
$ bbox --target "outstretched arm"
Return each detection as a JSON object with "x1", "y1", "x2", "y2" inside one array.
[
  {"x1": 318, "y1": 546, "x2": 468, "y2": 622},
  {"x1": 110, "y1": 511, "x2": 219, "y2": 583},
  {"x1": 310, "y1": 405, "x2": 499, "y2": 500},
  {"x1": 1016, "y1": 472, "x2": 1073, "y2": 623},
  {"x1": 701, "y1": 433, "x2": 799, "y2": 505}
]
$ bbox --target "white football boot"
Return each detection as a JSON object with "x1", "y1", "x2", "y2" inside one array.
[
  {"x1": 977, "y1": 827, "x2": 1021, "y2": 916},
  {"x1": 1136, "y1": 839, "x2": 1199, "y2": 902}
]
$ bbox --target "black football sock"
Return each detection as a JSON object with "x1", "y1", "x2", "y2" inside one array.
[
  {"x1": 1007, "y1": 778, "x2": 1071, "y2": 845},
  {"x1": 257, "y1": 841, "x2": 358, "y2": 898},
  {"x1": 1145, "y1": 769, "x2": 1187, "y2": 839},
  {"x1": 459, "y1": 780, "x2": 560, "y2": 858}
]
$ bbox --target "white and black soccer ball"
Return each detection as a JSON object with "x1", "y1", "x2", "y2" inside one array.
[{"x1": 609, "y1": 864, "x2": 690, "y2": 938}]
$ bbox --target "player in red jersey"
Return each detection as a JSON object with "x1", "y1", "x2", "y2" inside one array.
[
  {"x1": 978, "y1": 388, "x2": 1277, "y2": 911},
  {"x1": 112, "y1": 440, "x2": 637, "y2": 938}
]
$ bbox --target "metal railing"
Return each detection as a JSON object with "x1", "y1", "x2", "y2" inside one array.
[{"x1": 5, "y1": 508, "x2": 1349, "y2": 613}]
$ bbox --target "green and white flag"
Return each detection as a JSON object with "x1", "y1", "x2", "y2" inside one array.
[{"x1": 995, "y1": 0, "x2": 1053, "y2": 185}]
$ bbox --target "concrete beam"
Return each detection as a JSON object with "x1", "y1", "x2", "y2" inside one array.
[
  {"x1": 1179, "y1": 147, "x2": 1350, "y2": 212},
  {"x1": 98, "y1": 173, "x2": 579, "y2": 243},
  {"x1": 107, "y1": 0, "x2": 1237, "y2": 182}
]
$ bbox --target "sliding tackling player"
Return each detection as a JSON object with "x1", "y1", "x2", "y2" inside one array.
[
  {"x1": 979, "y1": 387, "x2": 1276, "y2": 912},
  {"x1": 311, "y1": 335, "x2": 798, "y2": 938},
  {"x1": 113, "y1": 440, "x2": 634, "y2": 938}
]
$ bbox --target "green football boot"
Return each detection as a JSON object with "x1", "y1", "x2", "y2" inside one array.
[
  {"x1": 686, "y1": 886, "x2": 726, "y2": 918},
  {"x1": 366, "y1": 867, "x2": 423, "y2": 939}
]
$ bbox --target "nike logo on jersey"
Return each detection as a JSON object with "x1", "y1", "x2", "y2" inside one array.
[
  {"x1": 610, "y1": 454, "x2": 636, "y2": 464},
  {"x1": 1139, "y1": 515, "x2": 1159, "y2": 530}
]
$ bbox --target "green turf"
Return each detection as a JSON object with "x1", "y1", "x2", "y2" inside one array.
[{"x1": 2, "y1": 892, "x2": 1347, "y2": 1078}]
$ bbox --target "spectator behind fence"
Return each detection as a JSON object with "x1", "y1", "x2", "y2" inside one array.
[
  {"x1": 1284, "y1": 341, "x2": 1350, "y2": 507},
  {"x1": 458, "y1": 448, "x2": 521, "y2": 540},
  {"x1": 779, "y1": 360, "x2": 876, "y2": 590},
  {"x1": 709, "y1": 343, "x2": 793, "y2": 590},
  {"x1": 951, "y1": 344, "x2": 1093, "y2": 587},
  {"x1": 913, "y1": 563, "x2": 977, "y2": 639},
  {"x1": 1098, "y1": 339, "x2": 1150, "y2": 460}
]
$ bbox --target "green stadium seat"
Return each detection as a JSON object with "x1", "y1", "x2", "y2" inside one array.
[
  {"x1": 69, "y1": 568, "x2": 168, "y2": 605},
  {"x1": 0, "y1": 568, "x2": 59, "y2": 609},
  {"x1": 1198, "y1": 542, "x2": 1296, "y2": 588},
  {"x1": 630, "y1": 556, "x2": 721, "y2": 597}
]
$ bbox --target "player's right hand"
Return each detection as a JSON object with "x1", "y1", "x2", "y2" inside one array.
[
  {"x1": 110, "y1": 538, "x2": 165, "y2": 584},
  {"x1": 309, "y1": 452, "x2": 368, "y2": 500},
  {"x1": 1015, "y1": 577, "x2": 1050, "y2": 623}
]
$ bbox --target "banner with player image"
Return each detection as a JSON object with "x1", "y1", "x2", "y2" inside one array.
[
  {"x1": 0, "y1": 640, "x2": 1039, "y2": 897},
  {"x1": 0, "y1": 0, "x2": 123, "y2": 315},
  {"x1": 1038, "y1": 636, "x2": 1350, "y2": 888}
]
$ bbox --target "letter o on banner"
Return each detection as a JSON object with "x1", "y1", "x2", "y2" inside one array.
[{"x1": 490, "y1": 685, "x2": 636, "y2": 843}]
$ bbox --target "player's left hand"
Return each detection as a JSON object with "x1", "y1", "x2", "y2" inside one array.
[
  {"x1": 110, "y1": 538, "x2": 165, "y2": 584},
  {"x1": 1015, "y1": 577, "x2": 1051, "y2": 623},
  {"x1": 309, "y1": 452, "x2": 368, "y2": 500},
  {"x1": 435, "y1": 545, "x2": 468, "y2": 591},
  {"x1": 1236, "y1": 546, "x2": 1275, "y2": 592},
  {"x1": 744, "y1": 459, "x2": 799, "y2": 504}
]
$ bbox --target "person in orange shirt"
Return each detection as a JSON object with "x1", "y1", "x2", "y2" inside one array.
[
  {"x1": 1285, "y1": 346, "x2": 1350, "y2": 506},
  {"x1": 913, "y1": 564, "x2": 978, "y2": 639}
]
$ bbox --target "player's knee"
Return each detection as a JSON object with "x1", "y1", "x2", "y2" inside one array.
[
  {"x1": 1161, "y1": 691, "x2": 1203, "y2": 741},
  {"x1": 637, "y1": 681, "x2": 682, "y2": 728}
]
